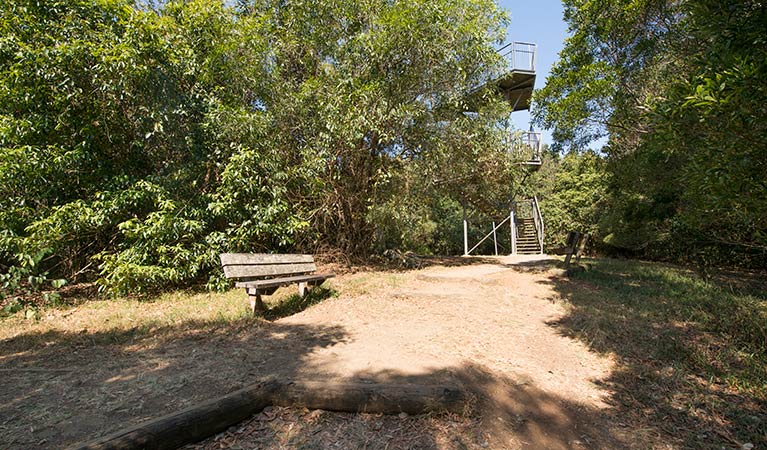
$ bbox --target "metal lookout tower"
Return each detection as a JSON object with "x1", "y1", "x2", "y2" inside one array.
[{"x1": 462, "y1": 41, "x2": 545, "y2": 256}]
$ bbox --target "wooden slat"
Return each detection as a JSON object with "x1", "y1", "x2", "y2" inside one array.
[
  {"x1": 220, "y1": 253, "x2": 314, "y2": 266},
  {"x1": 222, "y1": 262, "x2": 317, "y2": 279},
  {"x1": 237, "y1": 273, "x2": 335, "y2": 290}
]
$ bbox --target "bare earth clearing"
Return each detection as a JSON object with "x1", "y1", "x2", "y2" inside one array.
[{"x1": 3, "y1": 257, "x2": 639, "y2": 449}]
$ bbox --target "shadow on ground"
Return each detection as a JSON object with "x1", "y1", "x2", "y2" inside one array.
[
  {"x1": 262, "y1": 286, "x2": 337, "y2": 320},
  {"x1": 1, "y1": 298, "x2": 624, "y2": 450},
  {"x1": 186, "y1": 363, "x2": 626, "y2": 450},
  {"x1": 501, "y1": 257, "x2": 562, "y2": 273},
  {"x1": 538, "y1": 258, "x2": 767, "y2": 449},
  {"x1": 0, "y1": 316, "x2": 348, "y2": 449}
]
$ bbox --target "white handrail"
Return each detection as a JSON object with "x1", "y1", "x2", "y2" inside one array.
[
  {"x1": 532, "y1": 196, "x2": 544, "y2": 253},
  {"x1": 466, "y1": 216, "x2": 511, "y2": 255},
  {"x1": 508, "y1": 131, "x2": 542, "y2": 162},
  {"x1": 497, "y1": 42, "x2": 537, "y2": 72}
]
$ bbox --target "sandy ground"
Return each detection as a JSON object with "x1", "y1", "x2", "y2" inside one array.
[
  {"x1": 284, "y1": 257, "x2": 612, "y2": 408},
  {"x1": 190, "y1": 256, "x2": 623, "y2": 449},
  {"x1": 1, "y1": 256, "x2": 627, "y2": 449}
]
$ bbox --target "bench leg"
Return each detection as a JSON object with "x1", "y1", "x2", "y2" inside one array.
[
  {"x1": 249, "y1": 292, "x2": 265, "y2": 315},
  {"x1": 298, "y1": 282, "x2": 308, "y2": 297}
]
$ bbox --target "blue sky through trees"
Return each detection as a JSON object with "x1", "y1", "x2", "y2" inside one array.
[{"x1": 498, "y1": 0, "x2": 567, "y2": 148}]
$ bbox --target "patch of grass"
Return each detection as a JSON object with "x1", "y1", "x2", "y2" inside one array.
[
  {"x1": 0, "y1": 280, "x2": 345, "y2": 347},
  {"x1": 553, "y1": 258, "x2": 766, "y2": 448},
  {"x1": 0, "y1": 288, "x2": 252, "y2": 345},
  {"x1": 333, "y1": 271, "x2": 408, "y2": 297},
  {"x1": 263, "y1": 286, "x2": 338, "y2": 320}
]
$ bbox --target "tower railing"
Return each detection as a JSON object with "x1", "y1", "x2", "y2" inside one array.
[
  {"x1": 532, "y1": 195, "x2": 544, "y2": 253},
  {"x1": 508, "y1": 130, "x2": 543, "y2": 163},
  {"x1": 497, "y1": 42, "x2": 537, "y2": 72}
]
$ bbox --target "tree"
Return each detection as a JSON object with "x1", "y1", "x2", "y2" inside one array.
[
  {"x1": 0, "y1": 0, "x2": 514, "y2": 297},
  {"x1": 533, "y1": 0, "x2": 767, "y2": 267},
  {"x1": 529, "y1": 151, "x2": 608, "y2": 250}
]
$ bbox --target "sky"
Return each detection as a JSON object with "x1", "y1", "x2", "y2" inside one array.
[{"x1": 497, "y1": 0, "x2": 569, "y2": 146}]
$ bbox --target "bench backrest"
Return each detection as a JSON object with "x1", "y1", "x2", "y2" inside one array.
[{"x1": 219, "y1": 253, "x2": 317, "y2": 280}]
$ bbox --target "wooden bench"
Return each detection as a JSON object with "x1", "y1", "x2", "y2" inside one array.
[{"x1": 220, "y1": 253, "x2": 335, "y2": 314}]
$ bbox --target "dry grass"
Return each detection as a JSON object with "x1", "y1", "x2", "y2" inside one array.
[
  {"x1": 550, "y1": 258, "x2": 767, "y2": 448},
  {"x1": 1, "y1": 281, "x2": 346, "y2": 345},
  {"x1": 0, "y1": 289, "x2": 246, "y2": 345}
]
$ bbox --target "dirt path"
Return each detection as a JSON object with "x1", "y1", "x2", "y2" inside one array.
[
  {"x1": 285, "y1": 258, "x2": 612, "y2": 405},
  {"x1": 1, "y1": 257, "x2": 627, "y2": 449},
  {"x1": 193, "y1": 256, "x2": 624, "y2": 449}
]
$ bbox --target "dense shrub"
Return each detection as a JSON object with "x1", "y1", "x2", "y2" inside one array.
[{"x1": 0, "y1": 0, "x2": 513, "y2": 297}]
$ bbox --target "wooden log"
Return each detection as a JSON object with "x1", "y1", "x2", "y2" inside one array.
[
  {"x1": 72, "y1": 380, "x2": 280, "y2": 450},
  {"x1": 71, "y1": 380, "x2": 465, "y2": 450},
  {"x1": 270, "y1": 380, "x2": 466, "y2": 414}
]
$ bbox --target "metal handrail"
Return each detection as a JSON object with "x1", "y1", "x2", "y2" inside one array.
[
  {"x1": 528, "y1": 199, "x2": 538, "y2": 251},
  {"x1": 466, "y1": 215, "x2": 511, "y2": 255},
  {"x1": 497, "y1": 42, "x2": 537, "y2": 72},
  {"x1": 508, "y1": 130, "x2": 542, "y2": 162},
  {"x1": 532, "y1": 195, "x2": 544, "y2": 253}
]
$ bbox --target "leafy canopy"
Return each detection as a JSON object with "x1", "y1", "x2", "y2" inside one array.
[
  {"x1": 0, "y1": 0, "x2": 514, "y2": 297},
  {"x1": 533, "y1": 0, "x2": 767, "y2": 266}
]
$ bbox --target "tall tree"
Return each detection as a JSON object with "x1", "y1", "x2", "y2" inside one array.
[
  {"x1": 533, "y1": 0, "x2": 767, "y2": 266},
  {"x1": 0, "y1": 0, "x2": 514, "y2": 296}
]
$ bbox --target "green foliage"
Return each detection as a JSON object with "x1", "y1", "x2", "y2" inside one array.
[
  {"x1": 1, "y1": 250, "x2": 66, "y2": 316},
  {"x1": 533, "y1": 151, "x2": 608, "y2": 250},
  {"x1": 0, "y1": 0, "x2": 512, "y2": 297},
  {"x1": 533, "y1": 0, "x2": 767, "y2": 267}
]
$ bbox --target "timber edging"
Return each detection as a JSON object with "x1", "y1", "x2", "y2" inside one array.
[{"x1": 70, "y1": 379, "x2": 465, "y2": 450}]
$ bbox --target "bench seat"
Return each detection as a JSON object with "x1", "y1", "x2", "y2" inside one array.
[
  {"x1": 235, "y1": 273, "x2": 335, "y2": 290},
  {"x1": 220, "y1": 253, "x2": 334, "y2": 314}
]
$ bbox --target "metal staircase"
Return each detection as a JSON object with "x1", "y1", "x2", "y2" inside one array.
[
  {"x1": 511, "y1": 197, "x2": 544, "y2": 255},
  {"x1": 515, "y1": 218, "x2": 541, "y2": 254},
  {"x1": 460, "y1": 42, "x2": 546, "y2": 256},
  {"x1": 462, "y1": 197, "x2": 544, "y2": 256}
]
